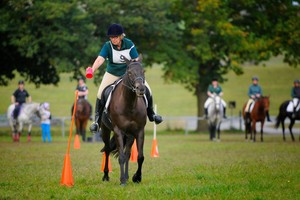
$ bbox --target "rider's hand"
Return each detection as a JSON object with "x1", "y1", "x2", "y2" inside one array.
[{"x1": 15, "y1": 102, "x2": 19, "y2": 105}]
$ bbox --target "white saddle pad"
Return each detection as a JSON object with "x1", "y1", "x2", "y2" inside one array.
[{"x1": 286, "y1": 101, "x2": 300, "y2": 112}]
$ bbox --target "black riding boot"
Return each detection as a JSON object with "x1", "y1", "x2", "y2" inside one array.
[
  {"x1": 89, "y1": 98, "x2": 103, "y2": 133},
  {"x1": 223, "y1": 107, "x2": 227, "y2": 119},
  {"x1": 146, "y1": 88, "x2": 163, "y2": 124},
  {"x1": 266, "y1": 111, "x2": 272, "y2": 122},
  {"x1": 204, "y1": 108, "x2": 208, "y2": 119}
]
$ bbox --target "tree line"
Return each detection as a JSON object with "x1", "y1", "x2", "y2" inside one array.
[{"x1": 1, "y1": 0, "x2": 299, "y2": 130}]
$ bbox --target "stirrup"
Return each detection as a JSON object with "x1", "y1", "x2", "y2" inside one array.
[
  {"x1": 89, "y1": 122, "x2": 99, "y2": 133},
  {"x1": 153, "y1": 115, "x2": 163, "y2": 124}
]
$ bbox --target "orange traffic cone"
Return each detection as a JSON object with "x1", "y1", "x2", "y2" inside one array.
[
  {"x1": 101, "y1": 152, "x2": 112, "y2": 172},
  {"x1": 74, "y1": 134, "x2": 80, "y2": 149},
  {"x1": 130, "y1": 139, "x2": 138, "y2": 162},
  {"x1": 151, "y1": 139, "x2": 159, "y2": 157},
  {"x1": 60, "y1": 154, "x2": 74, "y2": 187}
]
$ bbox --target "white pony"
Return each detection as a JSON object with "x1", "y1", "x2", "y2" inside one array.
[
  {"x1": 7, "y1": 102, "x2": 47, "y2": 142},
  {"x1": 207, "y1": 94, "x2": 223, "y2": 141}
]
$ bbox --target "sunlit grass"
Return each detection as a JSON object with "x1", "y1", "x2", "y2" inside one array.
[{"x1": 0, "y1": 131, "x2": 299, "y2": 200}]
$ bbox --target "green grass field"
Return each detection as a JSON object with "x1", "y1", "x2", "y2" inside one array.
[{"x1": 0, "y1": 131, "x2": 299, "y2": 200}]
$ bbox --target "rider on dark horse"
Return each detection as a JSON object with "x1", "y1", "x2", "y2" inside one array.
[
  {"x1": 88, "y1": 24, "x2": 163, "y2": 133},
  {"x1": 11, "y1": 80, "x2": 32, "y2": 120},
  {"x1": 71, "y1": 77, "x2": 93, "y2": 120},
  {"x1": 204, "y1": 78, "x2": 227, "y2": 119},
  {"x1": 291, "y1": 79, "x2": 300, "y2": 118},
  {"x1": 245, "y1": 76, "x2": 271, "y2": 122}
]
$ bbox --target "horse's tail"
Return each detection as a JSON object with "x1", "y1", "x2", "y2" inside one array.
[
  {"x1": 275, "y1": 101, "x2": 288, "y2": 129},
  {"x1": 100, "y1": 135, "x2": 125, "y2": 158}
]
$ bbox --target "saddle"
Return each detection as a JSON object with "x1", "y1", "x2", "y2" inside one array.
[
  {"x1": 286, "y1": 101, "x2": 300, "y2": 113},
  {"x1": 100, "y1": 78, "x2": 148, "y2": 130}
]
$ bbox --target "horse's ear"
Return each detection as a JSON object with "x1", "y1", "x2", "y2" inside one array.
[
  {"x1": 138, "y1": 54, "x2": 143, "y2": 62},
  {"x1": 121, "y1": 55, "x2": 131, "y2": 66}
]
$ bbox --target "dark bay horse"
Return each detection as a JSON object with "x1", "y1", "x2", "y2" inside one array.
[
  {"x1": 242, "y1": 96, "x2": 270, "y2": 142},
  {"x1": 101, "y1": 55, "x2": 147, "y2": 186},
  {"x1": 75, "y1": 98, "x2": 91, "y2": 141},
  {"x1": 207, "y1": 94, "x2": 223, "y2": 141},
  {"x1": 275, "y1": 100, "x2": 300, "y2": 141}
]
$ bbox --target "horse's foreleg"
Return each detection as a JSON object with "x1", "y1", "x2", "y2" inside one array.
[
  {"x1": 82, "y1": 120, "x2": 88, "y2": 142},
  {"x1": 289, "y1": 119, "x2": 295, "y2": 142},
  {"x1": 252, "y1": 122, "x2": 256, "y2": 142},
  {"x1": 114, "y1": 130, "x2": 126, "y2": 185},
  {"x1": 260, "y1": 121, "x2": 264, "y2": 142},
  {"x1": 281, "y1": 120, "x2": 286, "y2": 141},
  {"x1": 132, "y1": 131, "x2": 145, "y2": 183},
  {"x1": 124, "y1": 136, "x2": 134, "y2": 181}
]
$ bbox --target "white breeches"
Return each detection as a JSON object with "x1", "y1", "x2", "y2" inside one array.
[{"x1": 204, "y1": 97, "x2": 226, "y2": 108}]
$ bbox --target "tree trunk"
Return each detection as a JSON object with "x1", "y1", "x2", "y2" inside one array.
[{"x1": 196, "y1": 85, "x2": 208, "y2": 132}]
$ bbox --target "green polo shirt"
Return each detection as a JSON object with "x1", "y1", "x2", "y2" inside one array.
[
  {"x1": 99, "y1": 38, "x2": 138, "y2": 76},
  {"x1": 208, "y1": 84, "x2": 222, "y2": 95}
]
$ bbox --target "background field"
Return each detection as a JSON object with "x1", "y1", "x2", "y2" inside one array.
[
  {"x1": 0, "y1": 57, "x2": 300, "y2": 199},
  {"x1": 0, "y1": 132, "x2": 299, "y2": 200}
]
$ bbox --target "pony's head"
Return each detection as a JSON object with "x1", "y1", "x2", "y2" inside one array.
[
  {"x1": 123, "y1": 54, "x2": 146, "y2": 97},
  {"x1": 261, "y1": 96, "x2": 270, "y2": 112},
  {"x1": 213, "y1": 94, "x2": 221, "y2": 111}
]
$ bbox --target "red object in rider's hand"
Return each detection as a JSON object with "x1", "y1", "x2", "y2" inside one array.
[{"x1": 86, "y1": 67, "x2": 93, "y2": 79}]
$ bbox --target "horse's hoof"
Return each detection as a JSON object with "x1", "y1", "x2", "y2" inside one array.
[
  {"x1": 132, "y1": 173, "x2": 142, "y2": 183},
  {"x1": 120, "y1": 183, "x2": 126, "y2": 187},
  {"x1": 102, "y1": 176, "x2": 110, "y2": 182}
]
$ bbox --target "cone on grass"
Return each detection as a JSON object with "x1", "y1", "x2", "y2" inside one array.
[
  {"x1": 130, "y1": 139, "x2": 138, "y2": 162},
  {"x1": 151, "y1": 139, "x2": 159, "y2": 157},
  {"x1": 101, "y1": 152, "x2": 112, "y2": 172},
  {"x1": 60, "y1": 154, "x2": 74, "y2": 187},
  {"x1": 74, "y1": 134, "x2": 80, "y2": 149}
]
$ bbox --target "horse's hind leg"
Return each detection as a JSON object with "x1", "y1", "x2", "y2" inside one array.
[
  {"x1": 289, "y1": 119, "x2": 295, "y2": 141},
  {"x1": 132, "y1": 131, "x2": 145, "y2": 183},
  {"x1": 101, "y1": 126, "x2": 111, "y2": 182},
  {"x1": 27, "y1": 124, "x2": 32, "y2": 142}
]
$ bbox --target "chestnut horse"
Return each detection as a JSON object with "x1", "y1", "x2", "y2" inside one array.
[
  {"x1": 242, "y1": 96, "x2": 270, "y2": 142},
  {"x1": 100, "y1": 55, "x2": 147, "y2": 186},
  {"x1": 75, "y1": 98, "x2": 91, "y2": 141}
]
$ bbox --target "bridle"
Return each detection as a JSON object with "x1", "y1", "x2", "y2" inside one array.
[{"x1": 122, "y1": 62, "x2": 145, "y2": 93}]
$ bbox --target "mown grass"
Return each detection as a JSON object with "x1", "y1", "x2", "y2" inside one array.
[{"x1": 0, "y1": 130, "x2": 299, "y2": 200}]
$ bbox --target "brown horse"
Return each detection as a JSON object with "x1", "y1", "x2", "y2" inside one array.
[
  {"x1": 101, "y1": 55, "x2": 147, "y2": 186},
  {"x1": 242, "y1": 96, "x2": 270, "y2": 142},
  {"x1": 75, "y1": 98, "x2": 91, "y2": 141}
]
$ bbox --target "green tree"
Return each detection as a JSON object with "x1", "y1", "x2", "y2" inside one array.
[
  {"x1": 0, "y1": 0, "x2": 97, "y2": 86},
  {"x1": 166, "y1": 0, "x2": 300, "y2": 131},
  {"x1": 0, "y1": 0, "x2": 178, "y2": 86}
]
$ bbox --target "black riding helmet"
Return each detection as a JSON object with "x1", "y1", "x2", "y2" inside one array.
[
  {"x1": 294, "y1": 79, "x2": 300, "y2": 84},
  {"x1": 107, "y1": 24, "x2": 124, "y2": 36},
  {"x1": 252, "y1": 76, "x2": 259, "y2": 81},
  {"x1": 18, "y1": 80, "x2": 24, "y2": 85}
]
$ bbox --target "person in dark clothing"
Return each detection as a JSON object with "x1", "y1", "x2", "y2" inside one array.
[
  {"x1": 11, "y1": 80, "x2": 32, "y2": 119},
  {"x1": 291, "y1": 79, "x2": 300, "y2": 118},
  {"x1": 71, "y1": 77, "x2": 93, "y2": 120}
]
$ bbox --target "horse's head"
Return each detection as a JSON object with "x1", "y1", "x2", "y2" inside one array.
[
  {"x1": 261, "y1": 96, "x2": 270, "y2": 112},
  {"x1": 123, "y1": 54, "x2": 146, "y2": 97},
  {"x1": 213, "y1": 94, "x2": 221, "y2": 111}
]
